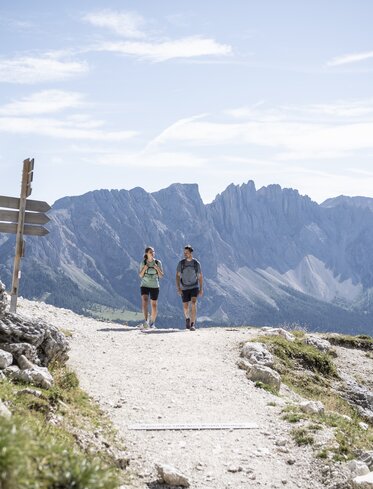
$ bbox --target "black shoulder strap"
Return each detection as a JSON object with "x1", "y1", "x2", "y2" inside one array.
[{"x1": 180, "y1": 259, "x2": 186, "y2": 273}]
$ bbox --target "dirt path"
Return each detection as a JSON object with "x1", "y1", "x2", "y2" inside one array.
[{"x1": 19, "y1": 300, "x2": 324, "y2": 489}]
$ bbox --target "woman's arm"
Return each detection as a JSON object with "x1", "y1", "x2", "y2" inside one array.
[
  {"x1": 154, "y1": 262, "x2": 164, "y2": 278},
  {"x1": 139, "y1": 263, "x2": 148, "y2": 278}
]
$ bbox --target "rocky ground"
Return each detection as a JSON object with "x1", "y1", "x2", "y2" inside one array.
[{"x1": 14, "y1": 298, "x2": 344, "y2": 489}]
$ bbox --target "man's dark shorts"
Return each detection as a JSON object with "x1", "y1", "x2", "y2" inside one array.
[
  {"x1": 140, "y1": 287, "x2": 160, "y2": 301},
  {"x1": 182, "y1": 288, "x2": 199, "y2": 303}
]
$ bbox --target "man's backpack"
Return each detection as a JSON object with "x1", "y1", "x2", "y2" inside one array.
[{"x1": 180, "y1": 259, "x2": 199, "y2": 287}]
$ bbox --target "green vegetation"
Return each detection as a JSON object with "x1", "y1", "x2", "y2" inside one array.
[
  {"x1": 324, "y1": 333, "x2": 373, "y2": 350},
  {"x1": 254, "y1": 381, "x2": 279, "y2": 396},
  {"x1": 291, "y1": 427, "x2": 315, "y2": 446},
  {"x1": 256, "y1": 334, "x2": 337, "y2": 377},
  {"x1": 0, "y1": 363, "x2": 129, "y2": 489},
  {"x1": 251, "y1": 332, "x2": 373, "y2": 461},
  {"x1": 88, "y1": 305, "x2": 143, "y2": 322}
]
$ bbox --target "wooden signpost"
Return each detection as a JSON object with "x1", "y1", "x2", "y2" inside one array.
[{"x1": 0, "y1": 158, "x2": 51, "y2": 313}]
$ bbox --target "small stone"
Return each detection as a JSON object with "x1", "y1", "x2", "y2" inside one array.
[
  {"x1": 352, "y1": 472, "x2": 373, "y2": 488},
  {"x1": 17, "y1": 354, "x2": 34, "y2": 370},
  {"x1": 0, "y1": 349, "x2": 13, "y2": 369},
  {"x1": 359, "y1": 422, "x2": 369, "y2": 431},
  {"x1": 299, "y1": 400, "x2": 324, "y2": 415},
  {"x1": 227, "y1": 466, "x2": 243, "y2": 473},
  {"x1": 247, "y1": 365, "x2": 281, "y2": 391},
  {"x1": 0, "y1": 400, "x2": 11, "y2": 419},
  {"x1": 275, "y1": 438, "x2": 287, "y2": 447},
  {"x1": 349, "y1": 461, "x2": 370, "y2": 477},
  {"x1": 156, "y1": 464, "x2": 190, "y2": 487}
]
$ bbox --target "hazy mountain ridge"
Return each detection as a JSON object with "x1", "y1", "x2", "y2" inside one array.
[{"x1": 0, "y1": 181, "x2": 372, "y2": 333}]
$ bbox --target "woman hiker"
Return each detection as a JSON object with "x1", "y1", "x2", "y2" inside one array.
[{"x1": 139, "y1": 246, "x2": 164, "y2": 329}]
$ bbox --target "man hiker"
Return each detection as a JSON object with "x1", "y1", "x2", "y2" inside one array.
[{"x1": 176, "y1": 245, "x2": 203, "y2": 331}]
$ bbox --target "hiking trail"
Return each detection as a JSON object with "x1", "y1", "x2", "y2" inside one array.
[{"x1": 20, "y1": 300, "x2": 325, "y2": 489}]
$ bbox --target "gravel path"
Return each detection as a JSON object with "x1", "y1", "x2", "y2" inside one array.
[{"x1": 18, "y1": 299, "x2": 325, "y2": 489}]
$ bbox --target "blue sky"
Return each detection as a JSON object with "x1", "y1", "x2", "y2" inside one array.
[{"x1": 1, "y1": 0, "x2": 373, "y2": 205}]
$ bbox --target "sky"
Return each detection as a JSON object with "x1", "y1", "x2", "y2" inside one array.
[{"x1": 1, "y1": 0, "x2": 373, "y2": 206}]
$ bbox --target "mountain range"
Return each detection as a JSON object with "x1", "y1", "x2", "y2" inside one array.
[{"x1": 0, "y1": 181, "x2": 372, "y2": 333}]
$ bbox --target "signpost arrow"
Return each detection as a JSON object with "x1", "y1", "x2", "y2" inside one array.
[
  {"x1": 0, "y1": 223, "x2": 49, "y2": 237},
  {"x1": 0, "y1": 195, "x2": 51, "y2": 213},
  {"x1": 0, "y1": 158, "x2": 51, "y2": 313},
  {"x1": 0, "y1": 209, "x2": 50, "y2": 225}
]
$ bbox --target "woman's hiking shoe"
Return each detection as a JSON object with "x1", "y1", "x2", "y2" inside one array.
[
  {"x1": 149, "y1": 321, "x2": 156, "y2": 329},
  {"x1": 185, "y1": 318, "x2": 191, "y2": 329},
  {"x1": 141, "y1": 320, "x2": 150, "y2": 329},
  {"x1": 190, "y1": 322, "x2": 196, "y2": 331}
]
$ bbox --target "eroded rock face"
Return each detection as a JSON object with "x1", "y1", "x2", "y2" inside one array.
[
  {"x1": 338, "y1": 372, "x2": 373, "y2": 422},
  {"x1": 0, "y1": 314, "x2": 69, "y2": 367},
  {"x1": 0, "y1": 292, "x2": 69, "y2": 390}
]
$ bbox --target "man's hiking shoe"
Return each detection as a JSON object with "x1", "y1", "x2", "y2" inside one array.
[
  {"x1": 185, "y1": 318, "x2": 191, "y2": 329},
  {"x1": 190, "y1": 322, "x2": 196, "y2": 331}
]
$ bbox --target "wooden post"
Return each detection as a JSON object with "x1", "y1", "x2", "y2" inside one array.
[{"x1": 9, "y1": 158, "x2": 34, "y2": 313}]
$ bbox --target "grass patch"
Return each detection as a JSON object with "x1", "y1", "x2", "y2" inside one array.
[
  {"x1": 256, "y1": 334, "x2": 338, "y2": 377},
  {"x1": 0, "y1": 362, "x2": 129, "y2": 488},
  {"x1": 254, "y1": 381, "x2": 279, "y2": 396},
  {"x1": 87, "y1": 305, "x2": 143, "y2": 322},
  {"x1": 253, "y1": 332, "x2": 373, "y2": 462},
  {"x1": 325, "y1": 334, "x2": 373, "y2": 351},
  {"x1": 0, "y1": 415, "x2": 118, "y2": 489},
  {"x1": 316, "y1": 449, "x2": 329, "y2": 459},
  {"x1": 291, "y1": 427, "x2": 315, "y2": 446}
]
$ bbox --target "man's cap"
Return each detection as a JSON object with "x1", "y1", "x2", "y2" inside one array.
[{"x1": 184, "y1": 244, "x2": 194, "y2": 252}]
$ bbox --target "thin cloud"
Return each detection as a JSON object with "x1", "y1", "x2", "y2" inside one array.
[
  {"x1": 83, "y1": 10, "x2": 145, "y2": 38},
  {"x1": 0, "y1": 55, "x2": 88, "y2": 84},
  {"x1": 96, "y1": 36, "x2": 231, "y2": 62},
  {"x1": 0, "y1": 116, "x2": 137, "y2": 141},
  {"x1": 0, "y1": 90, "x2": 85, "y2": 116},
  {"x1": 88, "y1": 150, "x2": 205, "y2": 168},
  {"x1": 150, "y1": 101, "x2": 373, "y2": 160},
  {"x1": 328, "y1": 50, "x2": 373, "y2": 66}
]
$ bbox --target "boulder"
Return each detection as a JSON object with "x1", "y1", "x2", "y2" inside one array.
[
  {"x1": 260, "y1": 327, "x2": 295, "y2": 342},
  {"x1": 299, "y1": 400, "x2": 325, "y2": 415},
  {"x1": 349, "y1": 461, "x2": 370, "y2": 477},
  {"x1": 156, "y1": 463, "x2": 190, "y2": 487},
  {"x1": 352, "y1": 472, "x2": 373, "y2": 488},
  {"x1": 241, "y1": 342, "x2": 274, "y2": 367},
  {"x1": 304, "y1": 335, "x2": 332, "y2": 352},
  {"x1": 247, "y1": 364, "x2": 281, "y2": 391},
  {"x1": 0, "y1": 349, "x2": 13, "y2": 369}
]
